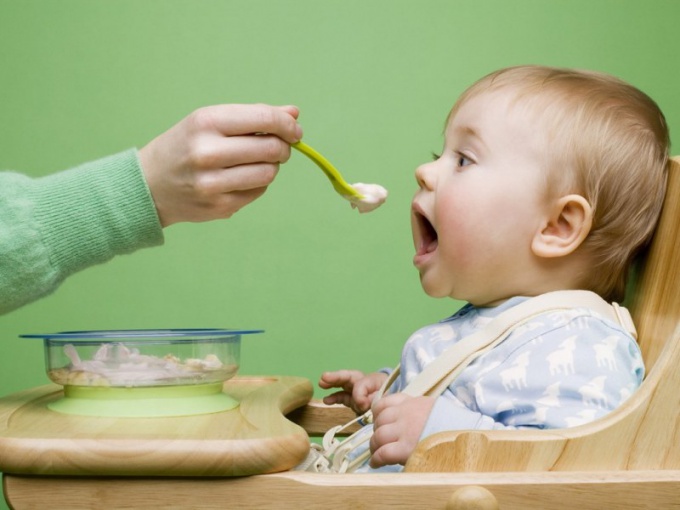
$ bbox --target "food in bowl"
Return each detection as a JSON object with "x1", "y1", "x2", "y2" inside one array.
[{"x1": 22, "y1": 329, "x2": 262, "y2": 388}]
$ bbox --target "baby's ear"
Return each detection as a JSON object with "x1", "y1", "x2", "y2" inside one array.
[{"x1": 531, "y1": 194, "x2": 593, "y2": 258}]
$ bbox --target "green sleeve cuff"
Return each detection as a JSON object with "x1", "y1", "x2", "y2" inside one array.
[{"x1": 29, "y1": 149, "x2": 164, "y2": 277}]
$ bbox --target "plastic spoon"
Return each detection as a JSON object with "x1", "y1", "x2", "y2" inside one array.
[{"x1": 291, "y1": 141, "x2": 364, "y2": 198}]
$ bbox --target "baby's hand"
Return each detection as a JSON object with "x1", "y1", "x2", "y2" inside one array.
[
  {"x1": 139, "y1": 104, "x2": 303, "y2": 227},
  {"x1": 319, "y1": 370, "x2": 388, "y2": 415},
  {"x1": 369, "y1": 393, "x2": 436, "y2": 468}
]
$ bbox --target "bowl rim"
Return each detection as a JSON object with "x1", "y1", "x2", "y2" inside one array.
[{"x1": 20, "y1": 328, "x2": 264, "y2": 340}]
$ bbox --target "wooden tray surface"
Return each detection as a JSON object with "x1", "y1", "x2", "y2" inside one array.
[{"x1": 0, "y1": 376, "x2": 312, "y2": 477}]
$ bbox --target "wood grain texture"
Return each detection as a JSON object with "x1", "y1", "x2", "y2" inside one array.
[
  {"x1": 0, "y1": 376, "x2": 312, "y2": 476},
  {"x1": 5, "y1": 470, "x2": 680, "y2": 509},
  {"x1": 285, "y1": 399, "x2": 359, "y2": 436}
]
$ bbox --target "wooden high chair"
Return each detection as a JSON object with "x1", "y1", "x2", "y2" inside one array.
[{"x1": 3, "y1": 158, "x2": 680, "y2": 509}]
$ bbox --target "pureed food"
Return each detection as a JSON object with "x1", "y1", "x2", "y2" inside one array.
[{"x1": 48, "y1": 342, "x2": 238, "y2": 387}]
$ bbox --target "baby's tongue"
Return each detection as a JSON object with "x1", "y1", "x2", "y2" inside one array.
[{"x1": 426, "y1": 239, "x2": 438, "y2": 253}]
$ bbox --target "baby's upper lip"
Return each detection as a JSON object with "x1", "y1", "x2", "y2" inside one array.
[{"x1": 411, "y1": 199, "x2": 427, "y2": 221}]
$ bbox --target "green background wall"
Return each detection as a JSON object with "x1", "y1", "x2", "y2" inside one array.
[{"x1": 1, "y1": 0, "x2": 679, "y2": 505}]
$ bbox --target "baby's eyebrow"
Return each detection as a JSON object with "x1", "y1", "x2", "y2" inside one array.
[
  {"x1": 450, "y1": 125, "x2": 488, "y2": 151},
  {"x1": 456, "y1": 125, "x2": 481, "y2": 140}
]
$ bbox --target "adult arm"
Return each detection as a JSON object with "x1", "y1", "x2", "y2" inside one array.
[{"x1": 0, "y1": 150, "x2": 163, "y2": 315}]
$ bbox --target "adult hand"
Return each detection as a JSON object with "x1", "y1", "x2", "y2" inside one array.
[{"x1": 139, "y1": 103, "x2": 303, "y2": 227}]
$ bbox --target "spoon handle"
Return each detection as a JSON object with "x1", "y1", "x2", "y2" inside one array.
[{"x1": 292, "y1": 141, "x2": 363, "y2": 198}]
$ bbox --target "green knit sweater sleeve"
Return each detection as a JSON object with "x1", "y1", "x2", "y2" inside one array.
[{"x1": 0, "y1": 149, "x2": 164, "y2": 315}]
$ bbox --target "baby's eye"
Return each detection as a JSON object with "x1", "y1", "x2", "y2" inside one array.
[
  {"x1": 456, "y1": 153, "x2": 474, "y2": 168},
  {"x1": 431, "y1": 151, "x2": 441, "y2": 161}
]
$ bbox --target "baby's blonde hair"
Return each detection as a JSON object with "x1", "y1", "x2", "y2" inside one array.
[{"x1": 451, "y1": 65, "x2": 670, "y2": 302}]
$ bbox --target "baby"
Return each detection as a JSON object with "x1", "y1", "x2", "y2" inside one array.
[{"x1": 319, "y1": 65, "x2": 670, "y2": 472}]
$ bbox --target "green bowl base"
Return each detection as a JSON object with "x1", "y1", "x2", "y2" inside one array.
[{"x1": 48, "y1": 382, "x2": 239, "y2": 417}]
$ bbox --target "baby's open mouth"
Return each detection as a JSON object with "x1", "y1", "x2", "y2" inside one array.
[{"x1": 414, "y1": 211, "x2": 438, "y2": 256}]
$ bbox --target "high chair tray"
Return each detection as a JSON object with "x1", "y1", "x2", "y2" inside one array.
[{"x1": 0, "y1": 375, "x2": 313, "y2": 476}]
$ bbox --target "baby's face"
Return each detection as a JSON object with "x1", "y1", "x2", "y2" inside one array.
[{"x1": 410, "y1": 88, "x2": 551, "y2": 306}]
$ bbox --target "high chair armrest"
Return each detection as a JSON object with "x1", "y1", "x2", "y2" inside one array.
[
  {"x1": 405, "y1": 429, "x2": 568, "y2": 472},
  {"x1": 286, "y1": 399, "x2": 361, "y2": 436}
]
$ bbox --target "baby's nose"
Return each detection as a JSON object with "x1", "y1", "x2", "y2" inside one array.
[{"x1": 415, "y1": 162, "x2": 435, "y2": 190}]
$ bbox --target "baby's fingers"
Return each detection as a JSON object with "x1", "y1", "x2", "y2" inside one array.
[
  {"x1": 318, "y1": 369, "x2": 364, "y2": 390},
  {"x1": 322, "y1": 391, "x2": 354, "y2": 408},
  {"x1": 371, "y1": 392, "x2": 410, "y2": 418},
  {"x1": 370, "y1": 443, "x2": 411, "y2": 468}
]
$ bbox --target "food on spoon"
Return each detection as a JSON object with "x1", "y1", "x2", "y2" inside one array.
[{"x1": 347, "y1": 183, "x2": 388, "y2": 213}]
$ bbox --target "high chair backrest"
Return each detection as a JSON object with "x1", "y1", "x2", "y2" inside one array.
[
  {"x1": 630, "y1": 156, "x2": 680, "y2": 370},
  {"x1": 406, "y1": 156, "x2": 680, "y2": 473}
]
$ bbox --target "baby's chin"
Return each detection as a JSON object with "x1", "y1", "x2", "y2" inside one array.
[
  {"x1": 418, "y1": 276, "x2": 478, "y2": 304},
  {"x1": 417, "y1": 274, "x2": 452, "y2": 299}
]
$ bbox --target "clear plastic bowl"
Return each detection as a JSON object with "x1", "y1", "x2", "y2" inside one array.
[{"x1": 22, "y1": 329, "x2": 262, "y2": 389}]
